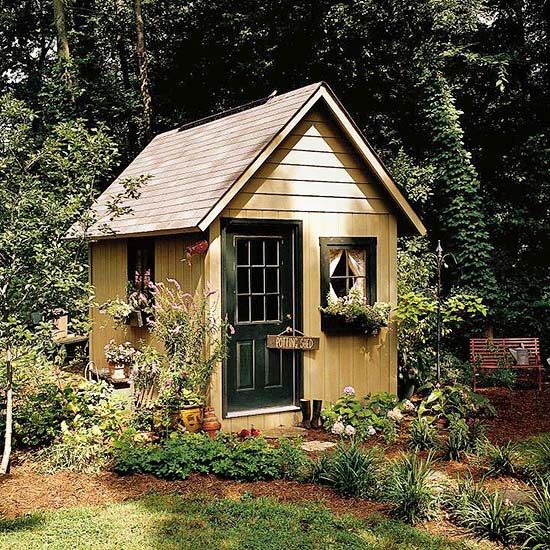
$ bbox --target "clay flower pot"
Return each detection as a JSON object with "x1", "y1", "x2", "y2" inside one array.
[
  {"x1": 177, "y1": 406, "x2": 203, "y2": 433},
  {"x1": 202, "y1": 407, "x2": 222, "y2": 439}
]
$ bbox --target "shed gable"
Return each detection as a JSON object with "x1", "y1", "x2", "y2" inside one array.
[{"x1": 229, "y1": 106, "x2": 394, "y2": 215}]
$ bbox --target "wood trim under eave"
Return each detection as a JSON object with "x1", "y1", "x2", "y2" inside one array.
[
  {"x1": 317, "y1": 88, "x2": 427, "y2": 236},
  {"x1": 86, "y1": 225, "x2": 201, "y2": 242},
  {"x1": 197, "y1": 86, "x2": 325, "y2": 232}
]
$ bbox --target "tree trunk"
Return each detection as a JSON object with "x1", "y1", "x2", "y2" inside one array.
[
  {"x1": 52, "y1": 0, "x2": 73, "y2": 94},
  {"x1": 0, "y1": 347, "x2": 14, "y2": 475},
  {"x1": 134, "y1": 0, "x2": 152, "y2": 142}
]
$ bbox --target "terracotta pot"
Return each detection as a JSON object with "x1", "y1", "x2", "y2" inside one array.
[
  {"x1": 202, "y1": 407, "x2": 222, "y2": 439},
  {"x1": 177, "y1": 406, "x2": 203, "y2": 433}
]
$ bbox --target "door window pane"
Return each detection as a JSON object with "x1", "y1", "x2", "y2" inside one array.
[
  {"x1": 237, "y1": 239, "x2": 249, "y2": 265},
  {"x1": 250, "y1": 267, "x2": 264, "y2": 293},
  {"x1": 250, "y1": 240, "x2": 264, "y2": 265},
  {"x1": 265, "y1": 240, "x2": 278, "y2": 266},
  {"x1": 265, "y1": 267, "x2": 278, "y2": 293},
  {"x1": 237, "y1": 268, "x2": 249, "y2": 294},
  {"x1": 266, "y1": 294, "x2": 280, "y2": 321},
  {"x1": 237, "y1": 296, "x2": 250, "y2": 323},
  {"x1": 251, "y1": 295, "x2": 264, "y2": 322}
]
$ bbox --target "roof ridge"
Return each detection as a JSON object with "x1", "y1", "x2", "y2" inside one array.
[{"x1": 172, "y1": 82, "x2": 322, "y2": 136}]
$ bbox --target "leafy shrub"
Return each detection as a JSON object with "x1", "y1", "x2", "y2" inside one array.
[
  {"x1": 321, "y1": 389, "x2": 404, "y2": 439},
  {"x1": 37, "y1": 384, "x2": 128, "y2": 472},
  {"x1": 275, "y1": 437, "x2": 312, "y2": 481},
  {"x1": 417, "y1": 384, "x2": 496, "y2": 422},
  {"x1": 457, "y1": 491, "x2": 523, "y2": 545},
  {"x1": 478, "y1": 368, "x2": 517, "y2": 389},
  {"x1": 320, "y1": 442, "x2": 381, "y2": 498},
  {"x1": 113, "y1": 432, "x2": 309, "y2": 482},
  {"x1": 409, "y1": 417, "x2": 438, "y2": 451},
  {"x1": 384, "y1": 452, "x2": 442, "y2": 524},
  {"x1": 520, "y1": 479, "x2": 550, "y2": 549},
  {"x1": 482, "y1": 441, "x2": 520, "y2": 477},
  {"x1": 12, "y1": 383, "x2": 67, "y2": 448}
]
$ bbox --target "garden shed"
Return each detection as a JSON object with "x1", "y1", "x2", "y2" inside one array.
[{"x1": 84, "y1": 82, "x2": 426, "y2": 431}]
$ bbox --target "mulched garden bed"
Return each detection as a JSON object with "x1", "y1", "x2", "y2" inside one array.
[{"x1": 0, "y1": 384, "x2": 547, "y2": 542}]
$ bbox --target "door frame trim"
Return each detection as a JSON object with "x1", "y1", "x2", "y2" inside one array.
[{"x1": 220, "y1": 217, "x2": 303, "y2": 419}]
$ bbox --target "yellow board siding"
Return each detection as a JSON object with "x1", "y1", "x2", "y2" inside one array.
[
  {"x1": 206, "y1": 107, "x2": 398, "y2": 431},
  {"x1": 89, "y1": 235, "x2": 204, "y2": 373}
]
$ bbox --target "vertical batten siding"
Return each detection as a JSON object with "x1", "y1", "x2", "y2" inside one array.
[
  {"x1": 89, "y1": 235, "x2": 204, "y2": 373},
  {"x1": 207, "y1": 106, "x2": 399, "y2": 431}
]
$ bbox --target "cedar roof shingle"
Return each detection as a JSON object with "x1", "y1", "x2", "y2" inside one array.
[{"x1": 84, "y1": 82, "x2": 322, "y2": 238}]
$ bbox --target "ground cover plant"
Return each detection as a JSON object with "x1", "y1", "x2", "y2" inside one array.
[{"x1": 112, "y1": 431, "x2": 311, "y2": 482}]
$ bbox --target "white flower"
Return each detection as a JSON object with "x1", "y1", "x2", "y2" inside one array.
[
  {"x1": 344, "y1": 425, "x2": 356, "y2": 437},
  {"x1": 331, "y1": 421, "x2": 345, "y2": 435},
  {"x1": 402, "y1": 399, "x2": 416, "y2": 413},
  {"x1": 387, "y1": 407, "x2": 404, "y2": 423},
  {"x1": 367, "y1": 426, "x2": 377, "y2": 436}
]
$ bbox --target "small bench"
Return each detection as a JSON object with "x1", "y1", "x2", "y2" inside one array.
[{"x1": 470, "y1": 338, "x2": 543, "y2": 391}]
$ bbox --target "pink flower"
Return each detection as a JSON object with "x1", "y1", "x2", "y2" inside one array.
[
  {"x1": 345, "y1": 425, "x2": 356, "y2": 437},
  {"x1": 166, "y1": 278, "x2": 181, "y2": 290},
  {"x1": 229, "y1": 324, "x2": 235, "y2": 335},
  {"x1": 165, "y1": 378, "x2": 173, "y2": 387},
  {"x1": 343, "y1": 386, "x2": 355, "y2": 395},
  {"x1": 367, "y1": 426, "x2": 376, "y2": 436}
]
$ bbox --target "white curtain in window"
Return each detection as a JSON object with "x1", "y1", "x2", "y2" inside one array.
[
  {"x1": 346, "y1": 249, "x2": 366, "y2": 296},
  {"x1": 328, "y1": 248, "x2": 344, "y2": 300}
]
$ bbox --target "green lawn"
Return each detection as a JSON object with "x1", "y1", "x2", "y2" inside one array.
[{"x1": 0, "y1": 494, "x2": 487, "y2": 550}]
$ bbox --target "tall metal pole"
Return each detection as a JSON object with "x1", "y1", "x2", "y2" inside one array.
[{"x1": 436, "y1": 241, "x2": 443, "y2": 386}]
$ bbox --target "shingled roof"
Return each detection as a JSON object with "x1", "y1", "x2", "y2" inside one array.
[{"x1": 82, "y1": 82, "x2": 425, "y2": 239}]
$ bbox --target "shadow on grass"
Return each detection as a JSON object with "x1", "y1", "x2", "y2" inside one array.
[{"x1": 0, "y1": 512, "x2": 45, "y2": 533}]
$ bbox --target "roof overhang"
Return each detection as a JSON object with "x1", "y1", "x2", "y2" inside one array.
[{"x1": 198, "y1": 83, "x2": 426, "y2": 236}]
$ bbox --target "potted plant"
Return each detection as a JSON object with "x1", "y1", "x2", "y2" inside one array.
[
  {"x1": 320, "y1": 287, "x2": 390, "y2": 335},
  {"x1": 99, "y1": 283, "x2": 155, "y2": 328},
  {"x1": 104, "y1": 339, "x2": 137, "y2": 380},
  {"x1": 150, "y1": 280, "x2": 231, "y2": 432}
]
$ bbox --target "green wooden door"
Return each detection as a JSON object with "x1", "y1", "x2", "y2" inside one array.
[{"x1": 223, "y1": 221, "x2": 301, "y2": 414}]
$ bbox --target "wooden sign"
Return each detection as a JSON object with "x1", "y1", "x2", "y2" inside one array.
[{"x1": 267, "y1": 334, "x2": 320, "y2": 351}]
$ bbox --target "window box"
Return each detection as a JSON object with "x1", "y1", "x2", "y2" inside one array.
[{"x1": 321, "y1": 312, "x2": 381, "y2": 335}]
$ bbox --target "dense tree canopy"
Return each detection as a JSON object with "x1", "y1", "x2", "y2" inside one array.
[{"x1": 0, "y1": 0, "x2": 548, "y2": 351}]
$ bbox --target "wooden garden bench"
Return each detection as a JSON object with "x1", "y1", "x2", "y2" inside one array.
[{"x1": 470, "y1": 337, "x2": 543, "y2": 391}]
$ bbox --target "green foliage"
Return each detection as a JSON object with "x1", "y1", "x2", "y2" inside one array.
[
  {"x1": 519, "y1": 434, "x2": 550, "y2": 484},
  {"x1": 445, "y1": 417, "x2": 470, "y2": 461},
  {"x1": 419, "y1": 71, "x2": 496, "y2": 299},
  {"x1": 417, "y1": 384, "x2": 496, "y2": 422},
  {"x1": 481, "y1": 441, "x2": 520, "y2": 478},
  {"x1": 520, "y1": 480, "x2": 550, "y2": 550},
  {"x1": 151, "y1": 282, "x2": 229, "y2": 408},
  {"x1": 319, "y1": 442, "x2": 382, "y2": 498},
  {"x1": 409, "y1": 417, "x2": 439, "y2": 452},
  {"x1": 112, "y1": 432, "x2": 310, "y2": 482},
  {"x1": 36, "y1": 381, "x2": 128, "y2": 472},
  {"x1": 456, "y1": 491, "x2": 523, "y2": 545},
  {"x1": 384, "y1": 453, "x2": 443, "y2": 525},
  {"x1": 321, "y1": 390, "x2": 405, "y2": 439}
]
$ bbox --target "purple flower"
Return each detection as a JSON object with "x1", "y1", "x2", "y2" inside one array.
[
  {"x1": 343, "y1": 386, "x2": 356, "y2": 395},
  {"x1": 165, "y1": 378, "x2": 173, "y2": 387}
]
